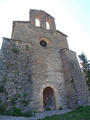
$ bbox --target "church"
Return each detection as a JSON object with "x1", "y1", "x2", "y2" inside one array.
[{"x1": 0, "y1": 9, "x2": 89, "y2": 112}]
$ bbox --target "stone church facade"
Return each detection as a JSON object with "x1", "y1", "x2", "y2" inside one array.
[{"x1": 0, "y1": 9, "x2": 89, "y2": 112}]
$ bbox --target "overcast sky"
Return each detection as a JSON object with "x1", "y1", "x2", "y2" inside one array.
[{"x1": 0, "y1": 0, "x2": 90, "y2": 59}]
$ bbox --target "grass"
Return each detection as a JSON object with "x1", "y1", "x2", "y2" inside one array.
[{"x1": 43, "y1": 106, "x2": 90, "y2": 120}]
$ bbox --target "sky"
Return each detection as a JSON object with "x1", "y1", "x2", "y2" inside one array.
[{"x1": 0, "y1": 0, "x2": 90, "y2": 59}]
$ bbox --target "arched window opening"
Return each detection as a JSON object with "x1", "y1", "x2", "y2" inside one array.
[
  {"x1": 35, "y1": 18, "x2": 40, "y2": 27},
  {"x1": 46, "y1": 21, "x2": 50, "y2": 29}
]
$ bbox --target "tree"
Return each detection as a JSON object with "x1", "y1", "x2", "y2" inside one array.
[{"x1": 78, "y1": 53, "x2": 90, "y2": 91}]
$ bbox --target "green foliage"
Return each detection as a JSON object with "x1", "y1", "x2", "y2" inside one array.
[
  {"x1": 2, "y1": 76, "x2": 7, "y2": 82},
  {"x1": 44, "y1": 106, "x2": 90, "y2": 120},
  {"x1": 33, "y1": 109, "x2": 37, "y2": 117},
  {"x1": 25, "y1": 45, "x2": 29, "y2": 51},
  {"x1": 45, "y1": 108, "x2": 51, "y2": 111},
  {"x1": 12, "y1": 47, "x2": 19, "y2": 54},
  {"x1": 23, "y1": 112, "x2": 32, "y2": 117},
  {"x1": 0, "y1": 104, "x2": 33, "y2": 117},
  {"x1": 0, "y1": 85, "x2": 5, "y2": 93},
  {"x1": 79, "y1": 53, "x2": 90, "y2": 72},
  {"x1": 9, "y1": 107, "x2": 32, "y2": 117},
  {"x1": 10, "y1": 98, "x2": 16, "y2": 105},
  {"x1": 0, "y1": 98, "x2": 2, "y2": 103},
  {"x1": 79, "y1": 53, "x2": 90, "y2": 90},
  {"x1": 76, "y1": 106, "x2": 90, "y2": 113},
  {"x1": 23, "y1": 93, "x2": 27, "y2": 99},
  {"x1": 7, "y1": 109, "x2": 13, "y2": 115},
  {"x1": 0, "y1": 105, "x2": 6, "y2": 115},
  {"x1": 7, "y1": 62, "x2": 13, "y2": 69},
  {"x1": 21, "y1": 100, "x2": 29, "y2": 106},
  {"x1": 15, "y1": 69, "x2": 19, "y2": 76},
  {"x1": 20, "y1": 93, "x2": 29, "y2": 106},
  {"x1": 33, "y1": 109, "x2": 37, "y2": 113},
  {"x1": 12, "y1": 107, "x2": 22, "y2": 116}
]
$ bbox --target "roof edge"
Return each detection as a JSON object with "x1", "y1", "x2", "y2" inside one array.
[{"x1": 56, "y1": 30, "x2": 68, "y2": 37}]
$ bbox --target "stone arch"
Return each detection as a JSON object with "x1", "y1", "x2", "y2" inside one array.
[{"x1": 39, "y1": 83, "x2": 59, "y2": 111}]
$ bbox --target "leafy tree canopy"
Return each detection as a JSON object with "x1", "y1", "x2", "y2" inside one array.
[{"x1": 79, "y1": 53, "x2": 90, "y2": 91}]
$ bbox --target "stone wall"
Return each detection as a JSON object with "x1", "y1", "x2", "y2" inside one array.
[{"x1": 0, "y1": 37, "x2": 33, "y2": 111}]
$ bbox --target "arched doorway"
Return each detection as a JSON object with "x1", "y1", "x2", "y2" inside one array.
[{"x1": 43, "y1": 87, "x2": 56, "y2": 110}]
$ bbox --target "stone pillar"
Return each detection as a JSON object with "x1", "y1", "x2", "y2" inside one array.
[
  {"x1": 40, "y1": 17, "x2": 46, "y2": 29},
  {"x1": 29, "y1": 10, "x2": 35, "y2": 27},
  {"x1": 50, "y1": 19, "x2": 56, "y2": 31}
]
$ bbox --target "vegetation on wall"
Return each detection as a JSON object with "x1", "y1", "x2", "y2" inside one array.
[
  {"x1": 0, "y1": 84, "x2": 5, "y2": 93},
  {"x1": 0, "y1": 104, "x2": 32, "y2": 117},
  {"x1": 7, "y1": 62, "x2": 14, "y2": 69},
  {"x1": 25, "y1": 45, "x2": 29, "y2": 51},
  {"x1": 12, "y1": 47, "x2": 19, "y2": 54}
]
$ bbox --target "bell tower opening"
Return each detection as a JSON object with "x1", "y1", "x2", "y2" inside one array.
[
  {"x1": 29, "y1": 9, "x2": 56, "y2": 31},
  {"x1": 43, "y1": 87, "x2": 56, "y2": 110},
  {"x1": 35, "y1": 18, "x2": 40, "y2": 27}
]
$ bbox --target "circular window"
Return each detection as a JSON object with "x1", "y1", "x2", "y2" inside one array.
[{"x1": 40, "y1": 40, "x2": 47, "y2": 47}]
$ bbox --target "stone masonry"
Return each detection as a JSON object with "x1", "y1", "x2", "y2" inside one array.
[{"x1": 0, "y1": 9, "x2": 89, "y2": 112}]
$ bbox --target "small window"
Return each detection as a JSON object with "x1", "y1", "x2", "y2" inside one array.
[
  {"x1": 40, "y1": 40, "x2": 47, "y2": 47},
  {"x1": 36, "y1": 18, "x2": 40, "y2": 27}
]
